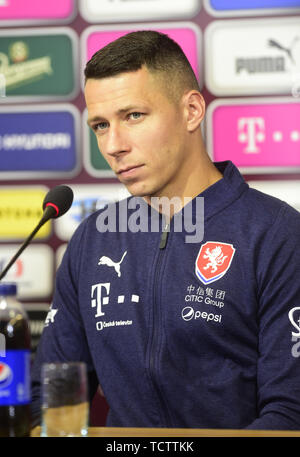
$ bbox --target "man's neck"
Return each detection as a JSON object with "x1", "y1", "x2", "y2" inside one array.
[{"x1": 143, "y1": 159, "x2": 223, "y2": 220}]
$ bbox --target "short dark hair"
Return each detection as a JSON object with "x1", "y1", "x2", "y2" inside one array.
[{"x1": 84, "y1": 30, "x2": 200, "y2": 100}]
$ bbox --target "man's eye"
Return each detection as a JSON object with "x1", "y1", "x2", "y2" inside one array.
[
  {"x1": 93, "y1": 122, "x2": 108, "y2": 131},
  {"x1": 129, "y1": 112, "x2": 142, "y2": 120}
]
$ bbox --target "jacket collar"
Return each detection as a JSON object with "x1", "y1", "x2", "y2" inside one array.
[{"x1": 124, "y1": 161, "x2": 248, "y2": 230}]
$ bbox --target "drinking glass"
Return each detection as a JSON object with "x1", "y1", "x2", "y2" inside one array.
[{"x1": 41, "y1": 362, "x2": 89, "y2": 437}]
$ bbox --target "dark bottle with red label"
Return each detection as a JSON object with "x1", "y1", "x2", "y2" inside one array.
[{"x1": 0, "y1": 283, "x2": 31, "y2": 437}]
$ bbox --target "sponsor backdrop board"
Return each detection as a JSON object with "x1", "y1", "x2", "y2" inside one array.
[
  {"x1": 0, "y1": 28, "x2": 78, "y2": 102},
  {"x1": 0, "y1": 105, "x2": 80, "y2": 179},
  {"x1": 206, "y1": 97, "x2": 300, "y2": 173},
  {"x1": 204, "y1": 0, "x2": 300, "y2": 16},
  {"x1": 79, "y1": 0, "x2": 201, "y2": 22},
  {"x1": 0, "y1": 244, "x2": 53, "y2": 299},
  {"x1": 205, "y1": 17, "x2": 300, "y2": 96},
  {"x1": 0, "y1": 187, "x2": 50, "y2": 240},
  {"x1": 0, "y1": 0, "x2": 76, "y2": 25},
  {"x1": 0, "y1": 0, "x2": 299, "y2": 427}
]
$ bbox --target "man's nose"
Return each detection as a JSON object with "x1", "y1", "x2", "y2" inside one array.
[{"x1": 104, "y1": 125, "x2": 130, "y2": 157}]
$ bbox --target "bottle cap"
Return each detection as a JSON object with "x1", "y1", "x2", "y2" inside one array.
[{"x1": 0, "y1": 283, "x2": 17, "y2": 296}]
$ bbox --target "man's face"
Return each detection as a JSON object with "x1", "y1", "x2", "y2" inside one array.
[{"x1": 85, "y1": 66, "x2": 189, "y2": 200}]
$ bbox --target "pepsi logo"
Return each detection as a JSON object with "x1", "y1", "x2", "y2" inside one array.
[
  {"x1": 0, "y1": 362, "x2": 13, "y2": 389},
  {"x1": 182, "y1": 306, "x2": 195, "y2": 321},
  {"x1": 181, "y1": 306, "x2": 223, "y2": 324}
]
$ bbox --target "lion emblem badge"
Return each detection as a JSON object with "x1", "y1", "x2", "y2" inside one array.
[{"x1": 195, "y1": 242, "x2": 236, "y2": 285}]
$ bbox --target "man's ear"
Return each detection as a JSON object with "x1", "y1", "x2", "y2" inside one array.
[{"x1": 182, "y1": 90, "x2": 205, "y2": 133}]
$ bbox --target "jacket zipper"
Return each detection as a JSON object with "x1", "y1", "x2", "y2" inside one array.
[
  {"x1": 149, "y1": 221, "x2": 172, "y2": 426},
  {"x1": 159, "y1": 221, "x2": 169, "y2": 249}
]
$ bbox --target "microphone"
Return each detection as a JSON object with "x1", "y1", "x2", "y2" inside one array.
[
  {"x1": 0, "y1": 185, "x2": 73, "y2": 281},
  {"x1": 42, "y1": 185, "x2": 74, "y2": 222}
]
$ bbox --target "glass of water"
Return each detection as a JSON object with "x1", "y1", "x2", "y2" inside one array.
[{"x1": 41, "y1": 362, "x2": 89, "y2": 437}]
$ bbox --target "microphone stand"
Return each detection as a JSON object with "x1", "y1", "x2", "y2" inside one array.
[{"x1": 0, "y1": 206, "x2": 55, "y2": 281}]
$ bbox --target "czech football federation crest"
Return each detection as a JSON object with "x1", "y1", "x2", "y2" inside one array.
[{"x1": 195, "y1": 241, "x2": 235, "y2": 285}]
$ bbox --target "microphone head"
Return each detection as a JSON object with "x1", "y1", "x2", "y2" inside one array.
[{"x1": 43, "y1": 185, "x2": 74, "y2": 219}]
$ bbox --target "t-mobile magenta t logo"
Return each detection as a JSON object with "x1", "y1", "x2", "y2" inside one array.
[{"x1": 238, "y1": 117, "x2": 265, "y2": 153}]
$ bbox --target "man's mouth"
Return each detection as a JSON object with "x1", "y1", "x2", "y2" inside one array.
[{"x1": 117, "y1": 165, "x2": 144, "y2": 177}]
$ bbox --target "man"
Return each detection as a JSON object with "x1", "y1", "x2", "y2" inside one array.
[{"x1": 31, "y1": 31, "x2": 300, "y2": 430}]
